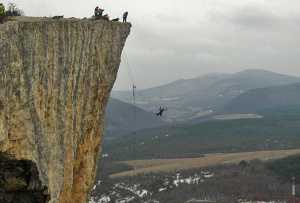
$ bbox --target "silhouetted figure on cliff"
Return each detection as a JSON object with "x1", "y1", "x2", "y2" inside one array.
[
  {"x1": 52, "y1": 15, "x2": 63, "y2": 20},
  {"x1": 94, "y1": 6, "x2": 99, "y2": 16},
  {"x1": 94, "y1": 6, "x2": 104, "y2": 18},
  {"x1": 156, "y1": 106, "x2": 167, "y2": 117},
  {"x1": 123, "y1": 11, "x2": 128, "y2": 23}
]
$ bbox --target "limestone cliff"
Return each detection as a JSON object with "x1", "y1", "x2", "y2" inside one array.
[{"x1": 0, "y1": 17, "x2": 130, "y2": 203}]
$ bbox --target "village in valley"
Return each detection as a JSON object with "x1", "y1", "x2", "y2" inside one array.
[{"x1": 90, "y1": 170, "x2": 215, "y2": 203}]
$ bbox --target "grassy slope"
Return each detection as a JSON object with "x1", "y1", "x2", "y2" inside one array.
[
  {"x1": 103, "y1": 105, "x2": 300, "y2": 161},
  {"x1": 111, "y1": 149, "x2": 300, "y2": 177},
  {"x1": 105, "y1": 98, "x2": 164, "y2": 137},
  {"x1": 223, "y1": 83, "x2": 300, "y2": 113},
  {"x1": 267, "y1": 154, "x2": 300, "y2": 183}
]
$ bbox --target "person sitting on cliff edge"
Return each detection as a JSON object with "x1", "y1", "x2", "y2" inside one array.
[{"x1": 94, "y1": 6, "x2": 104, "y2": 18}]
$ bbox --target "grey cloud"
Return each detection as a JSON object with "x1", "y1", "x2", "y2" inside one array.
[
  {"x1": 229, "y1": 5, "x2": 281, "y2": 29},
  {"x1": 154, "y1": 13, "x2": 186, "y2": 24},
  {"x1": 4, "y1": 0, "x2": 300, "y2": 90}
]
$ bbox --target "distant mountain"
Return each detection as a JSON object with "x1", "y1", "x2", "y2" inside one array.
[
  {"x1": 112, "y1": 69, "x2": 300, "y2": 121},
  {"x1": 105, "y1": 98, "x2": 164, "y2": 138},
  {"x1": 112, "y1": 73, "x2": 230, "y2": 105},
  {"x1": 223, "y1": 83, "x2": 300, "y2": 113}
]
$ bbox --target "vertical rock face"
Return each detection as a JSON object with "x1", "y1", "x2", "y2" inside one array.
[{"x1": 0, "y1": 17, "x2": 130, "y2": 203}]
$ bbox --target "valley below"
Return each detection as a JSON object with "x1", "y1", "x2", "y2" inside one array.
[
  {"x1": 91, "y1": 150, "x2": 300, "y2": 203},
  {"x1": 94, "y1": 69, "x2": 300, "y2": 203},
  {"x1": 110, "y1": 149, "x2": 300, "y2": 178}
]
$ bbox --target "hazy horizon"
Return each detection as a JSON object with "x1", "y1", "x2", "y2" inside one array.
[
  {"x1": 4, "y1": 0, "x2": 300, "y2": 90},
  {"x1": 113, "y1": 68, "x2": 300, "y2": 92}
]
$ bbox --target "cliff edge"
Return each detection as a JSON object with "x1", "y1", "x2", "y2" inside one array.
[{"x1": 0, "y1": 17, "x2": 131, "y2": 203}]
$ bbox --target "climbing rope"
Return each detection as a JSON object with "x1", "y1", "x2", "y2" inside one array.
[
  {"x1": 123, "y1": 51, "x2": 135, "y2": 86},
  {"x1": 132, "y1": 84, "x2": 137, "y2": 134},
  {"x1": 122, "y1": 51, "x2": 137, "y2": 134}
]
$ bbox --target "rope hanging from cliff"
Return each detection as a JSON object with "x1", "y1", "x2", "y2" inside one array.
[
  {"x1": 132, "y1": 84, "x2": 137, "y2": 134},
  {"x1": 123, "y1": 51, "x2": 135, "y2": 86},
  {"x1": 122, "y1": 51, "x2": 137, "y2": 134}
]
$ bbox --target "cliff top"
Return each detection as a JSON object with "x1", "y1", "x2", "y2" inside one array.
[{"x1": 1, "y1": 16, "x2": 131, "y2": 27}]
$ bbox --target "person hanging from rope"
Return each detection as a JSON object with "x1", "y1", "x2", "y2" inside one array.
[
  {"x1": 156, "y1": 106, "x2": 167, "y2": 117},
  {"x1": 123, "y1": 11, "x2": 128, "y2": 23}
]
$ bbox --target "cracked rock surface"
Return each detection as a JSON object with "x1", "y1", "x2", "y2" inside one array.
[{"x1": 0, "y1": 17, "x2": 130, "y2": 203}]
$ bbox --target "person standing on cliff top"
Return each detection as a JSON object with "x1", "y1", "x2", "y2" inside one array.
[
  {"x1": 94, "y1": 6, "x2": 99, "y2": 16},
  {"x1": 123, "y1": 11, "x2": 128, "y2": 22}
]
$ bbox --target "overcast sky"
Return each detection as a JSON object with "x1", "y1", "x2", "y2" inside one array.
[{"x1": 3, "y1": 0, "x2": 300, "y2": 90}]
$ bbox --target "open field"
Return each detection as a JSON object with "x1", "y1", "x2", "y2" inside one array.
[
  {"x1": 104, "y1": 105, "x2": 300, "y2": 161},
  {"x1": 213, "y1": 114, "x2": 263, "y2": 120},
  {"x1": 110, "y1": 149, "x2": 300, "y2": 178}
]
